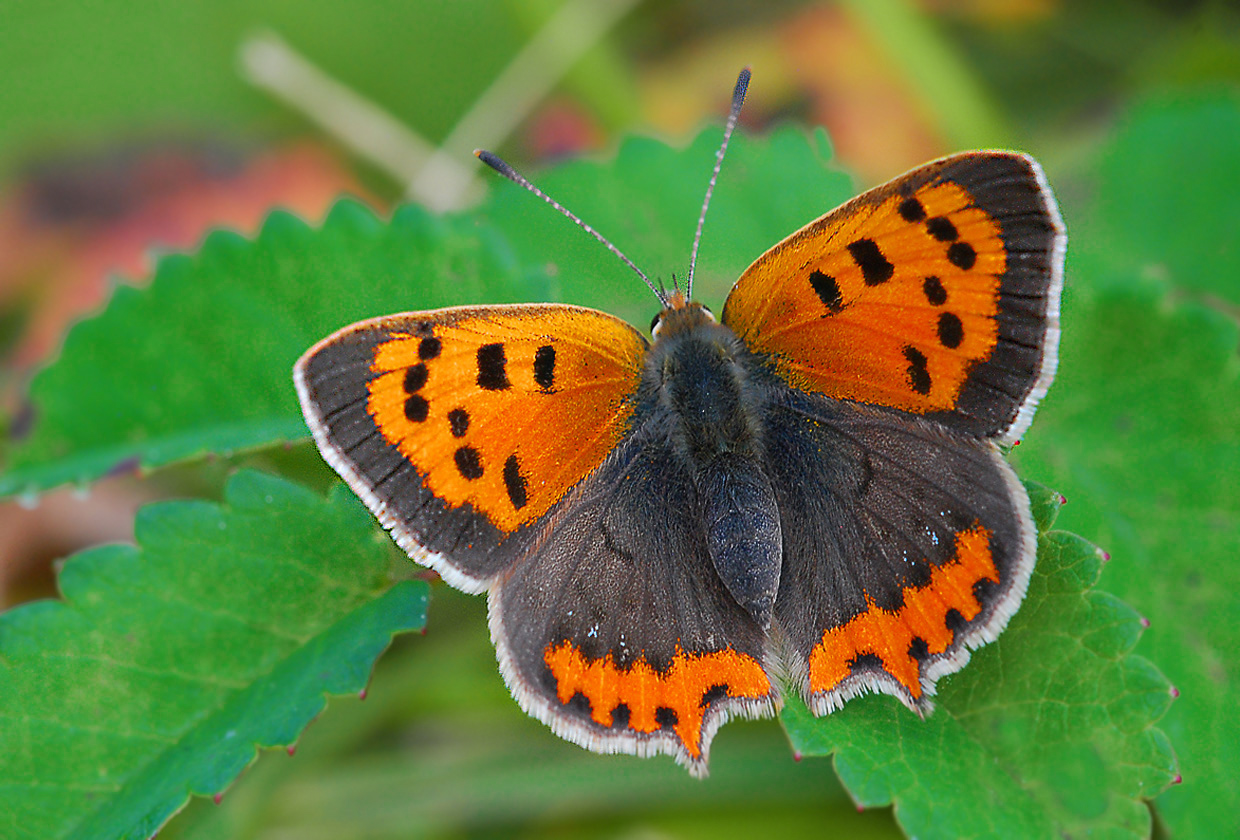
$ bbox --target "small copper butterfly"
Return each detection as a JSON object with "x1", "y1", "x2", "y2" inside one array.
[{"x1": 294, "y1": 70, "x2": 1065, "y2": 775}]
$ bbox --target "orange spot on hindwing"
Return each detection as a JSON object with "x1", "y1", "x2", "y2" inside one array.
[
  {"x1": 544, "y1": 642, "x2": 771, "y2": 758},
  {"x1": 808, "y1": 523, "x2": 998, "y2": 699}
]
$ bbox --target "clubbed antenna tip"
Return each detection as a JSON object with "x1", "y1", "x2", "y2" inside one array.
[
  {"x1": 686, "y1": 67, "x2": 751, "y2": 298},
  {"x1": 732, "y1": 66, "x2": 751, "y2": 110},
  {"x1": 475, "y1": 149, "x2": 516, "y2": 180}
]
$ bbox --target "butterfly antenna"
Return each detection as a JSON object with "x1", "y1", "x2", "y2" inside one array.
[
  {"x1": 685, "y1": 67, "x2": 750, "y2": 300},
  {"x1": 475, "y1": 150, "x2": 667, "y2": 305}
]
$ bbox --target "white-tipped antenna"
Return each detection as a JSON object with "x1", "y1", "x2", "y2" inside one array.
[
  {"x1": 475, "y1": 150, "x2": 667, "y2": 305},
  {"x1": 686, "y1": 67, "x2": 750, "y2": 299}
]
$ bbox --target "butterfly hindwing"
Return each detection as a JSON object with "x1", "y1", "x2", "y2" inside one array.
[
  {"x1": 763, "y1": 389, "x2": 1035, "y2": 712},
  {"x1": 722, "y1": 151, "x2": 1064, "y2": 443},
  {"x1": 294, "y1": 304, "x2": 647, "y2": 592},
  {"x1": 491, "y1": 423, "x2": 779, "y2": 776}
]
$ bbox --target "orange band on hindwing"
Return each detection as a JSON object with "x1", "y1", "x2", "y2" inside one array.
[
  {"x1": 544, "y1": 642, "x2": 771, "y2": 758},
  {"x1": 808, "y1": 523, "x2": 999, "y2": 698}
]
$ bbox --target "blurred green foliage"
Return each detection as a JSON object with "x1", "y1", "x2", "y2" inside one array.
[{"x1": 0, "y1": 0, "x2": 636, "y2": 184}]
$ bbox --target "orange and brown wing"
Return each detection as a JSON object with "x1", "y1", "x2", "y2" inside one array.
[
  {"x1": 722, "y1": 152, "x2": 1064, "y2": 443},
  {"x1": 294, "y1": 303, "x2": 647, "y2": 592},
  {"x1": 491, "y1": 424, "x2": 778, "y2": 776},
  {"x1": 763, "y1": 391, "x2": 1036, "y2": 714}
]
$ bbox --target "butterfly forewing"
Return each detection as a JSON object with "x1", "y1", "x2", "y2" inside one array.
[
  {"x1": 722, "y1": 151, "x2": 1064, "y2": 443},
  {"x1": 295, "y1": 304, "x2": 647, "y2": 592}
]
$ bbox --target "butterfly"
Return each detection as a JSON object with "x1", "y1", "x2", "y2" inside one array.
[{"x1": 294, "y1": 69, "x2": 1065, "y2": 776}]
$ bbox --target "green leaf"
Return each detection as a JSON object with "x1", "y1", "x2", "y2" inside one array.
[
  {"x1": 782, "y1": 483, "x2": 1176, "y2": 839},
  {"x1": 0, "y1": 469, "x2": 428, "y2": 840},
  {"x1": 0, "y1": 202, "x2": 541, "y2": 497},
  {"x1": 1015, "y1": 95, "x2": 1240, "y2": 835}
]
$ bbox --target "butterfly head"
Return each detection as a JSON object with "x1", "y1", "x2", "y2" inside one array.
[{"x1": 650, "y1": 289, "x2": 716, "y2": 341}]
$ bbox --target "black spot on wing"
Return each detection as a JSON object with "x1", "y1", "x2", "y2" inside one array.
[
  {"x1": 903, "y1": 346, "x2": 931, "y2": 395},
  {"x1": 477, "y1": 343, "x2": 510, "y2": 390},
  {"x1": 611, "y1": 703, "x2": 631, "y2": 728},
  {"x1": 923, "y1": 276, "x2": 947, "y2": 306},
  {"x1": 404, "y1": 394, "x2": 429, "y2": 422},
  {"x1": 945, "y1": 608, "x2": 967, "y2": 633},
  {"x1": 567, "y1": 691, "x2": 592, "y2": 717},
  {"x1": 418, "y1": 337, "x2": 441, "y2": 360},
  {"x1": 848, "y1": 238, "x2": 894, "y2": 286},
  {"x1": 504, "y1": 454, "x2": 528, "y2": 509},
  {"x1": 849, "y1": 652, "x2": 884, "y2": 672},
  {"x1": 899, "y1": 197, "x2": 926, "y2": 222},
  {"x1": 938, "y1": 312, "x2": 964, "y2": 349},
  {"x1": 809, "y1": 270, "x2": 844, "y2": 314},
  {"x1": 448, "y1": 408, "x2": 470, "y2": 438},
  {"x1": 403, "y1": 363, "x2": 428, "y2": 393},
  {"x1": 455, "y1": 446, "x2": 484, "y2": 480},
  {"x1": 948, "y1": 242, "x2": 977, "y2": 270},
  {"x1": 926, "y1": 216, "x2": 958, "y2": 241},
  {"x1": 973, "y1": 577, "x2": 998, "y2": 602},
  {"x1": 534, "y1": 345, "x2": 556, "y2": 390},
  {"x1": 701, "y1": 684, "x2": 730, "y2": 708}
]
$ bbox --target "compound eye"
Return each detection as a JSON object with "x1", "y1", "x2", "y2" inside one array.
[
  {"x1": 699, "y1": 304, "x2": 716, "y2": 322},
  {"x1": 650, "y1": 311, "x2": 665, "y2": 338}
]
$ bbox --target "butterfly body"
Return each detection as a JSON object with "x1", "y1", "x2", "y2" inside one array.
[
  {"x1": 640, "y1": 299, "x2": 783, "y2": 627},
  {"x1": 295, "y1": 148, "x2": 1065, "y2": 775}
]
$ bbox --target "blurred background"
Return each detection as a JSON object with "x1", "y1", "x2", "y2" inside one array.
[{"x1": 1, "y1": 1, "x2": 1237, "y2": 837}]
